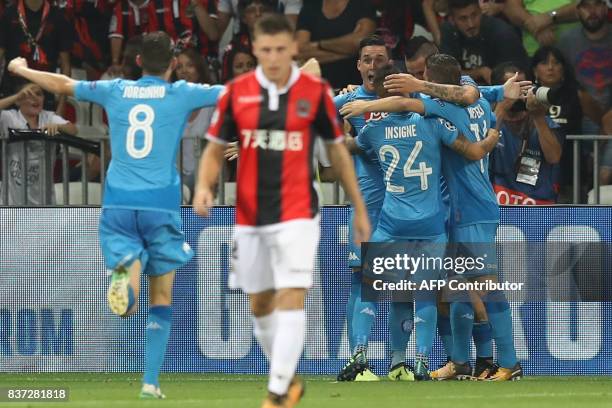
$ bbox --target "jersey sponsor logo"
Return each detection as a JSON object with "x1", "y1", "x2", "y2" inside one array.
[
  {"x1": 384, "y1": 124, "x2": 417, "y2": 139},
  {"x1": 241, "y1": 129, "x2": 304, "y2": 151},
  {"x1": 359, "y1": 307, "x2": 376, "y2": 316},
  {"x1": 296, "y1": 99, "x2": 311, "y2": 118},
  {"x1": 348, "y1": 251, "x2": 359, "y2": 261},
  {"x1": 364, "y1": 111, "x2": 388, "y2": 122},
  {"x1": 122, "y1": 86, "x2": 166, "y2": 99},
  {"x1": 493, "y1": 184, "x2": 555, "y2": 205},
  {"x1": 237, "y1": 95, "x2": 263, "y2": 104}
]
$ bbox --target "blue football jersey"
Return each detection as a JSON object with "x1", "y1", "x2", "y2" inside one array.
[
  {"x1": 75, "y1": 76, "x2": 224, "y2": 212},
  {"x1": 356, "y1": 112, "x2": 458, "y2": 239},
  {"x1": 334, "y1": 86, "x2": 385, "y2": 209},
  {"x1": 422, "y1": 96, "x2": 499, "y2": 226}
]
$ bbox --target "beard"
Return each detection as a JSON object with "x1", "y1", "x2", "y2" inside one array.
[{"x1": 580, "y1": 16, "x2": 606, "y2": 32}]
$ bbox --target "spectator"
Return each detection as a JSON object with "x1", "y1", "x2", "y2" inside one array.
[
  {"x1": 107, "y1": 0, "x2": 193, "y2": 76},
  {"x1": 174, "y1": 48, "x2": 215, "y2": 200},
  {"x1": 219, "y1": 0, "x2": 270, "y2": 83},
  {"x1": 440, "y1": 0, "x2": 528, "y2": 84},
  {"x1": 504, "y1": 0, "x2": 578, "y2": 56},
  {"x1": 489, "y1": 62, "x2": 565, "y2": 205},
  {"x1": 222, "y1": 44, "x2": 255, "y2": 82},
  {"x1": 558, "y1": 0, "x2": 611, "y2": 134},
  {"x1": 0, "y1": 0, "x2": 72, "y2": 113},
  {"x1": 62, "y1": 0, "x2": 113, "y2": 79},
  {"x1": 370, "y1": 0, "x2": 416, "y2": 60},
  {"x1": 531, "y1": 45, "x2": 582, "y2": 202},
  {"x1": 404, "y1": 36, "x2": 439, "y2": 79},
  {"x1": 216, "y1": 0, "x2": 301, "y2": 36},
  {"x1": 0, "y1": 80, "x2": 77, "y2": 205},
  {"x1": 121, "y1": 34, "x2": 143, "y2": 80},
  {"x1": 189, "y1": 0, "x2": 221, "y2": 59},
  {"x1": 296, "y1": 0, "x2": 376, "y2": 90}
]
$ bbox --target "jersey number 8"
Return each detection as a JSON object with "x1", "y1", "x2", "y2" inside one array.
[
  {"x1": 127, "y1": 104, "x2": 155, "y2": 159},
  {"x1": 379, "y1": 141, "x2": 433, "y2": 193}
]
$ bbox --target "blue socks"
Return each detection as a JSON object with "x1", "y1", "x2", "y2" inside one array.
[
  {"x1": 472, "y1": 321, "x2": 493, "y2": 358},
  {"x1": 437, "y1": 314, "x2": 453, "y2": 359},
  {"x1": 389, "y1": 302, "x2": 414, "y2": 366},
  {"x1": 143, "y1": 305, "x2": 172, "y2": 387},
  {"x1": 352, "y1": 298, "x2": 377, "y2": 350},
  {"x1": 347, "y1": 270, "x2": 362, "y2": 351},
  {"x1": 484, "y1": 291, "x2": 517, "y2": 369},
  {"x1": 450, "y1": 302, "x2": 474, "y2": 364},
  {"x1": 414, "y1": 301, "x2": 437, "y2": 356}
]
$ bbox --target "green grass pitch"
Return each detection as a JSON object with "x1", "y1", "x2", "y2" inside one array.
[{"x1": 0, "y1": 374, "x2": 611, "y2": 408}]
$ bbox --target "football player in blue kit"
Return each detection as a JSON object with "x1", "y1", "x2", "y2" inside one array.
[
  {"x1": 8, "y1": 32, "x2": 224, "y2": 397},
  {"x1": 348, "y1": 63, "x2": 499, "y2": 380},
  {"x1": 341, "y1": 54, "x2": 524, "y2": 381}
]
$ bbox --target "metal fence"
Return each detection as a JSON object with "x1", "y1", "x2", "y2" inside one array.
[{"x1": 568, "y1": 134, "x2": 612, "y2": 205}]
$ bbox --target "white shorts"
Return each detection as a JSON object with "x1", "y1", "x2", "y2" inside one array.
[{"x1": 230, "y1": 217, "x2": 320, "y2": 294}]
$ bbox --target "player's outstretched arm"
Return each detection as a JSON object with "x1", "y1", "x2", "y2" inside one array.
[
  {"x1": 193, "y1": 141, "x2": 225, "y2": 217},
  {"x1": 327, "y1": 142, "x2": 371, "y2": 245},
  {"x1": 450, "y1": 128, "x2": 500, "y2": 160},
  {"x1": 384, "y1": 73, "x2": 479, "y2": 106},
  {"x1": 8, "y1": 58, "x2": 76, "y2": 96},
  {"x1": 340, "y1": 96, "x2": 425, "y2": 119}
]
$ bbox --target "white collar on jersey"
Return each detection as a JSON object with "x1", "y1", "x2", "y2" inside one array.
[{"x1": 255, "y1": 63, "x2": 300, "y2": 111}]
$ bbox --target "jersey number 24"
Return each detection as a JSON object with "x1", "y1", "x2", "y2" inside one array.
[{"x1": 379, "y1": 141, "x2": 433, "y2": 193}]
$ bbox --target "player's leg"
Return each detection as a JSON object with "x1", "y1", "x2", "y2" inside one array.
[
  {"x1": 413, "y1": 234, "x2": 447, "y2": 381},
  {"x1": 437, "y1": 294, "x2": 453, "y2": 363},
  {"x1": 251, "y1": 290, "x2": 277, "y2": 360},
  {"x1": 470, "y1": 295, "x2": 495, "y2": 378},
  {"x1": 346, "y1": 207, "x2": 362, "y2": 352},
  {"x1": 387, "y1": 300, "x2": 414, "y2": 381},
  {"x1": 263, "y1": 218, "x2": 319, "y2": 408},
  {"x1": 140, "y1": 271, "x2": 175, "y2": 399},
  {"x1": 99, "y1": 209, "x2": 144, "y2": 317},
  {"x1": 137, "y1": 210, "x2": 194, "y2": 398}
]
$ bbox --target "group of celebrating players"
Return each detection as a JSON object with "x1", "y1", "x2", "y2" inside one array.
[{"x1": 7, "y1": 11, "x2": 530, "y2": 408}]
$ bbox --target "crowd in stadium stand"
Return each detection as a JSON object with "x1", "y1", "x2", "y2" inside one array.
[{"x1": 0, "y1": 0, "x2": 610, "y2": 205}]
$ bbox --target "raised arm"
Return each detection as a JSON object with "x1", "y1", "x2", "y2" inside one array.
[
  {"x1": 450, "y1": 128, "x2": 500, "y2": 160},
  {"x1": 384, "y1": 73, "x2": 479, "y2": 106},
  {"x1": 8, "y1": 58, "x2": 76, "y2": 96},
  {"x1": 339, "y1": 96, "x2": 425, "y2": 119}
]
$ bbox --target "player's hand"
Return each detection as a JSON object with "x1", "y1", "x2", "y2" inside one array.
[
  {"x1": 338, "y1": 84, "x2": 359, "y2": 95},
  {"x1": 42, "y1": 123, "x2": 60, "y2": 136},
  {"x1": 352, "y1": 208, "x2": 371, "y2": 246},
  {"x1": 339, "y1": 100, "x2": 370, "y2": 119},
  {"x1": 524, "y1": 13, "x2": 552, "y2": 35},
  {"x1": 480, "y1": 0, "x2": 503, "y2": 16},
  {"x1": 486, "y1": 128, "x2": 500, "y2": 143},
  {"x1": 8, "y1": 57, "x2": 28, "y2": 74},
  {"x1": 502, "y1": 72, "x2": 532, "y2": 100},
  {"x1": 193, "y1": 185, "x2": 215, "y2": 217},
  {"x1": 224, "y1": 141, "x2": 239, "y2": 161},
  {"x1": 384, "y1": 73, "x2": 420, "y2": 95}
]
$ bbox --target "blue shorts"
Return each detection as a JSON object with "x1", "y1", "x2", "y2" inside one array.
[
  {"x1": 99, "y1": 208, "x2": 193, "y2": 276},
  {"x1": 448, "y1": 222, "x2": 498, "y2": 277},
  {"x1": 348, "y1": 206, "x2": 380, "y2": 268}
]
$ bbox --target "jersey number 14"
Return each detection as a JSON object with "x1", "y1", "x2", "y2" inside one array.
[{"x1": 379, "y1": 141, "x2": 433, "y2": 193}]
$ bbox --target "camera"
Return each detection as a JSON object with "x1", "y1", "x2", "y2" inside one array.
[{"x1": 533, "y1": 85, "x2": 564, "y2": 106}]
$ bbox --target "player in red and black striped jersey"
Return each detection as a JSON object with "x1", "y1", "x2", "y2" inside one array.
[{"x1": 194, "y1": 14, "x2": 369, "y2": 408}]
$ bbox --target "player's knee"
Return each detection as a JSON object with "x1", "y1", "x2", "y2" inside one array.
[
  {"x1": 150, "y1": 291, "x2": 172, "y2": 306},
  {"x1": 249, "y1": 290, "x2": 276, "y2": 317},
  {"x1": 276, "y1": 288, "x2": 306, "y2": 310}
]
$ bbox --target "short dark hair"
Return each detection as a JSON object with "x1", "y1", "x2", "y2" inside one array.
[
  {"x1": 404, "y1": 36, "x2": 438, "y2": 61},
  {"x1": 141, "y1": 32, "x2": 174, "y2": 75},
  {"x1": 491, "y1": 61, "x2": 524, "y2": 85},
  {"x1": 448, "y1": 0, "x2": 479, "y2": 12},
  {"x1": 425, "y1": 53, "x2": 461, "y2": 85},
  {"x1": 238, "y1": 0, "x2": 275, "y2": 14},
  {"x1": 253, "y1": 13, "x2": 294, "y2": 38},
  {"x1": 358, "y1": 35, "x2": 389, "y2": 58},
  {"x1": 373, "y1": 64, "x2": 400, "y2": 97}
]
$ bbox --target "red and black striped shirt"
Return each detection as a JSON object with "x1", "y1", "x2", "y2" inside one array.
[
  {"x1": 108, "y1": 0, "x2": 192, "y2": 42},
  {"x1": 207, "y1": 65, "x2": 344, "y2": 226}
]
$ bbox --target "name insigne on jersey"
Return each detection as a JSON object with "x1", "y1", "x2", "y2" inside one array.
[{"x1": 385, "y1": 124, "x2": 417, "y2": 139}]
